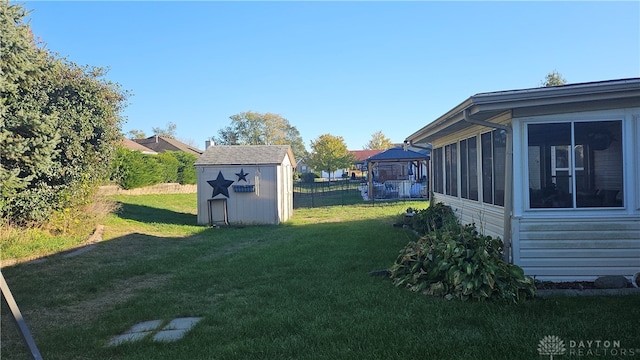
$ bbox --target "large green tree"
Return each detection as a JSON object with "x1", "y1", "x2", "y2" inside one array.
[
  {"x1": 364, "y1": 130, "x2": 393, "y2": 150},
  {"x1": 307, "y1": 134, "x2": 355, "y2": 182},
  {"x1": 213, "y1": 111, "x2": 307, "y2": 161},
  {"x1": 0, "y1": 2, "x2": 127, "y2": 224}
]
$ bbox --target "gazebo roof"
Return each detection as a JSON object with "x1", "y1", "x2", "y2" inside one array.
[{"x1": 366, "y1": 147, "x2": 429, "y2": 163}]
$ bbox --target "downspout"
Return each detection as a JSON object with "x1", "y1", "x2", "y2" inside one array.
[{"x1": 463, "y1": 109, "x2": 513, "y2": 263}]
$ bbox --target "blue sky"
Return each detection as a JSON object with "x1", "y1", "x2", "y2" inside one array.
[{"x1": 24, "y1": 1, "x2": 639, "y2": 151}]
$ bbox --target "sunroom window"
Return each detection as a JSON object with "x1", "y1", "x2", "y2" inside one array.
[
  {"x1": 445, "y1": 143, "x2": 457, "y2": 196},
  {"x1": 527, "y1": 120, "x2": 623, "y2": 208},
  {"x1": 432, "y1": 147, "x2": 443, "y2": 194}
]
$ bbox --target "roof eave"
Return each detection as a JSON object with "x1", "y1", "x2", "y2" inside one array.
[{"x1": 406, "y1": 78, "x2": 640, "y2": 145}]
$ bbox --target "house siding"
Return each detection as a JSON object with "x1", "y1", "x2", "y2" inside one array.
[
  {"x1": 429, "y1": 113, "x2": 512, "y2": 240},
  {"x1": 511, "y1": 107, "x2": 640, "y2": 281},
  {"x1": 409, "y1": 80, "x2": 640, "y2": 282},
  {"x1": 432, "y1": 194, "x2": 504, "y2": 240},
  {"x1": 513, "y1": 217, "x2": 640, "y2": 281},
  {"x1": 429, "y1": 107, "x2": 640, "y2": 281}
]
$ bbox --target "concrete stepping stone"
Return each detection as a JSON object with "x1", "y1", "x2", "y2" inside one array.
[
  {"x1": 108, "y1": 331, "x2": 153, "y2": 346},
  {"x1": 108, "y1": 317, "x2": 203, "y2": 346},
  {"x1": 128, "y1": 320, "x2": 163, "y2": 333},
  {"x1": 108, "y1": 320, "x2": 163, "y2": 346},
  {"x1": 153, "y1": 317, "x2": 203, "y2": 342}
]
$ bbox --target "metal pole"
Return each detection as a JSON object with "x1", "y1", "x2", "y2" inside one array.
[{"x1": 1, "y1": 271, "x2": 43, "y2": 360}]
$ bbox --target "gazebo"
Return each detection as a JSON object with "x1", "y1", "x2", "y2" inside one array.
[{"x1": 366, "y1": 146, "x2": 430, "y2": 200}]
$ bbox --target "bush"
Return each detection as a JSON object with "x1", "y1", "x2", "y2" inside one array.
[
  {"x1": 301, "y1": 172, "x2": 318, "y2": 183},
  {"x1": 110, "y1": 148, "x2": 198, "y2": 189},
  {"x1": 390, "y1": 223, "x2": 535, "y2": 303},
  {"x1": 110, "y1": 148, "x2": 162, "y2": 189},
  {"x1": 410, "y1": 202, "x2": 458, "y2": 234},
  {"x1": 156, "y1": 152, "x2": 180, "y2": 183},
  {"x1": 170, "y1": 151, "x2": 197, "y2": 185}
]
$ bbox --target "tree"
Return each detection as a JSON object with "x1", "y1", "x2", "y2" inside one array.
[
  {"x1": 541, "y1": 70, "x2": 567, "y2": 87},
  {"x1": 307, "y1": 134, "x2": 355, "y2": 182},
  {"x1": 127, "y1": 129, "x2": 147, "y2": 139},
  {"x1": 152, "y1": 121, "x2": 177, "y2": 138},
  {"x1": 364, "y1": 130, "x2": 393, "y2": 150},
  {"x1": 212, "y1": 111, "x2": 307, "y2": 161},
  {"x1": 1, "y1": 2, "x2": 127, "y2": 225}
]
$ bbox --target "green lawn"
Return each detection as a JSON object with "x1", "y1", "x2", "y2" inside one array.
[{"x1": 2, "y1": 194, "x2": 638, "y2": 359}]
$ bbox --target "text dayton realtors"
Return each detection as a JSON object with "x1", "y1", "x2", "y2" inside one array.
[{"x1": 568, "y1": 339, "x2": 637, "y2": 357}]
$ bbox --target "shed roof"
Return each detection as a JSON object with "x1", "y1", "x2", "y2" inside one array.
[
  {"x1": 367, "y1": 147, "x2": 429, "y2": 162},
  {"x1": 195, "y1": 145, "x2": 295, "y2": 166}
]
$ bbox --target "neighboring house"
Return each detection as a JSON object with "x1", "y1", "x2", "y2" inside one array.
[
  {"x1": 296, "y1": 156, "x2": 313, "y2": 175},
  {"x1": 133, "y1": 135, "x2": 203, "y2": 156},
  {"x1": 120, "y1": 138, "x2": 158, "y2": 155},
  {"x1": 405, "y1": 78, "x2": 640, "y2": 281},
  {"x1": 350, "y1": 149, "x2": 383, "y2": 179},
  {"x1": 194, "y1": 145, "x2": 295, "y2": 225}
]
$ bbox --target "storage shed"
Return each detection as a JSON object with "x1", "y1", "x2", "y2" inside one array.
[{"x1": 195, "y1": 145, "x2": 295, "y2": 225}]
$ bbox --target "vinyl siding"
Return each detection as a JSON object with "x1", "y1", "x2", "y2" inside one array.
[
  {"x1": 432, "y1": 194, "x2": 504, "y2": 240},
  {"x1": 513, "y1": 217, "x2": 640, "y2": 281},
  {"x1": 429, "y1": 112, "x2": 511, "y2": 240},
  {"x1": 196, "y1": 165, "x2": 281, "y2": 225}
]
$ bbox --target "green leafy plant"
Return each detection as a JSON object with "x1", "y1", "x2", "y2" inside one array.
[
  {"x1": 390, "y1": 223, "x2": 535, "y2": 303},
  {"x1": 409, "y1": 202, "x2": 458, "y2": 234}
]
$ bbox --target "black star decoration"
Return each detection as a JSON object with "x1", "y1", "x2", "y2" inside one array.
[
  {"x1": 235, "y1": 168, "x2": 249, "y2": 182},
  {"x1": 207, "y1": 171, "x2": 234, "y2": 198}
]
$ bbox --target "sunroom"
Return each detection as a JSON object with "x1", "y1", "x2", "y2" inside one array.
[{"x1": 405, "y1": 78, "x2": 640, "y2": 281}]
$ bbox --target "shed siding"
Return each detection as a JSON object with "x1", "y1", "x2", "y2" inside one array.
[
  {"x1": 513, "y1": 217, "x2": 640, "y2": 281},
  {"x1": 196, "y1": 165, "x2": 280, "y2": 225}
]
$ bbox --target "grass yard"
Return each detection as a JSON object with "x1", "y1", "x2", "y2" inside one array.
[{"x1": 2, "y1": 194, "x2": 638, "y2": 359}]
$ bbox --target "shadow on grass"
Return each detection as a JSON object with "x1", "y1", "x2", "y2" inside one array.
[{"x1": 114, "y1": 202, "x2": 197, "y2": 226}]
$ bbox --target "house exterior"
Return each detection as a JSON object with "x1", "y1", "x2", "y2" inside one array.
[
  {"x1": 351, "y1": 149, "x2": 382, "y2": 173},
  {"x1": 405, "y1": 78, "x2": 640, "y2": 281},
  {"x1": 134, "y1": 135, "x2": 203, "y2": 156},
  {"x1": 194, "y1": 145, "x2": 295, "y2": 225},
  {"x1": 120, "y1": 138, "x2": 158, "y2": 155}
]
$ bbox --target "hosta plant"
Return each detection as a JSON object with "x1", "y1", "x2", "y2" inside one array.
[{"x1": 390, "y1": 223, "x2": 535, "y2": 303}]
